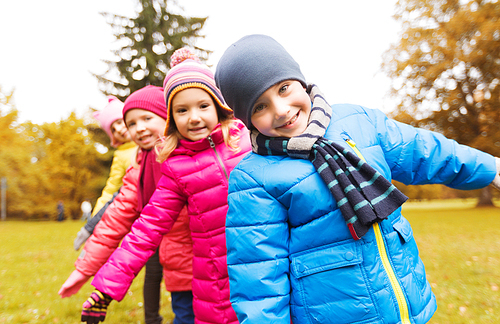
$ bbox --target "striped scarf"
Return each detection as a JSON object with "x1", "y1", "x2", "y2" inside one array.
[{"x1": 251, "y1": 84, "x2": 408, "y2": 240}]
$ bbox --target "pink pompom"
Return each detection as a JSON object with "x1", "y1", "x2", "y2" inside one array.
[{"x1": 170, "y1": 48, "x2": 200, "y2": 68}]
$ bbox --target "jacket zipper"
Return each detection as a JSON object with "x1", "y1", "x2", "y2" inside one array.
[
  {"x1": 345, "y1": 138, "x2": 412, "y2": 324},
  {"x1": 207, "y1": 136, "x2": 229, "y2": 180}
]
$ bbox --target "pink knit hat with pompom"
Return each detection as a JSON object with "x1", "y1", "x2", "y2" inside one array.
[
  {"x1": 93, "y1": 96, "x2": 125, "y2": 147},
  {"x1": 163, "y1": 48, "x2": 233, "y2": 135}
]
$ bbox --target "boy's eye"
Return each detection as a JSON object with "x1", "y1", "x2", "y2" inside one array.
[
  {"x1": 253, "y1": 104, "x2": 265, "y2": 114},
  {"x1": 279, "y1": 84, "x2": 289, "y2": 94}
]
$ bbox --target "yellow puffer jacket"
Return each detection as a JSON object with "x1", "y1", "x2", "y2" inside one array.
[{"x1": 92, "y1": 141, "x2": 137, "y2": 216}]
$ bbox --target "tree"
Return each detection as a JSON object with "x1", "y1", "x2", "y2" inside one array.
[
  {"x1": 0, "y1": 86, "x2": 41, "y2": 219},
  {"x1": 382, "y1": 0, "x2": 500, "y2": 205},
  {"x1": 0, "y1": 86, "x2": 112, "y2": 220},
  {"x1": 33, "y1": 112, "x2": 113, "y2": 219},
  {"x1": 95, "y1": 0, "x2": 209, "y2": 100}
]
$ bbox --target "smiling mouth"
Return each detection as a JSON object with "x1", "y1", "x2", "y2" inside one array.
[
  {"x1": 279, "y1": 111, "x2": 299, "y2": 128},
  {"x1": 189, "y1": 127, "x2": 206, "y2": 132}
]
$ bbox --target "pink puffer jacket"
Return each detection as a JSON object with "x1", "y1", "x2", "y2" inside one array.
[
  {"x1": 92, "y1": 121, "x2": 251, "y2": 324},
  {"x1": 79, "y1": 160, "x2": 192, "y2": 292}
]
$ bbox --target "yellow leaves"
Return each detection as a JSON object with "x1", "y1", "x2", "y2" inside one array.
[{"x1": 0, "y1": 102, "x2": 112, "y2": 219}]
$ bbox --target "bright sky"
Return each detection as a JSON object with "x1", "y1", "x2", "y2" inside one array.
[{"x1": 0, "y1": 0, "x2": 400, "y2": 124}]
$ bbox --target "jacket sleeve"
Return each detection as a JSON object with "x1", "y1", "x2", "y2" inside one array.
[
  {"x1": 91, "y1": 168, "x2": 187, "y2": 301},
  {"x1": 75, "y1": 166, "x2": 140, "y2": 277},
  {"x1": 225, "y1": 167, "x2": 291, "y2": 323},
  {"x1": 92, "y1": 147, "x2": 133, "y2": 216},
  {"x1": 366, "y1": 107, "x2": 497, "y2": 190}
]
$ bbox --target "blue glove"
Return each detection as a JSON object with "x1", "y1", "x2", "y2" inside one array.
[{"x1": 81, "y1": 290, "x2": 112, "y2": 323}]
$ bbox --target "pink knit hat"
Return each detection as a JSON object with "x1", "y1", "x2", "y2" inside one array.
[
  {"x1": 163, "y1": 48, "x2": 233, "y2": 135},
  {"x1": 122, "y1": 85, "x2": 168, "y2": 121},
  {"x1": 93, "y1": 96, "x2": 125, "y2": 147}
]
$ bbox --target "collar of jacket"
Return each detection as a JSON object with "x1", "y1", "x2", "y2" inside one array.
[{"x1": 174, "y1": 123, "x2": 224, "y2": 156}]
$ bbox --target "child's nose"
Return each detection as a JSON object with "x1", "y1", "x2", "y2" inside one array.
[
  {"x1": 117, "y1": 124, "x2": 126, "y2": 133},
  {"x1": 274, "y1": 101, "x2": 290, "y2": 119},
  {"x1": 136, "y1": 121, "x2": 146, "y2": 131},
  {"x1": 189, "y1": 111, "x2": 201, "y2": 122}
]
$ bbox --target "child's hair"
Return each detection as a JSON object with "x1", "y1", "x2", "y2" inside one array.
[
  {"x1": 215, "y1": 34, "x2": 307, "y2": 129},
  {"x1": 92, "y1": 96, "x2": 126, "y2": 147},
  {"x1": 156, "y1": 48, "x2": 240, "y2": 163}
]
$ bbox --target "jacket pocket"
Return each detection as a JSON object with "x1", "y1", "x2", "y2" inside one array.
[
  {"x1": 392, "y1": 215, "x2": 413, "y2": 243},
  {"x1": 391, "y1": 216, "x2": 429, "y2": 301},
  {"x1": 291, "y1": 241, "x2": 361, "y2": 278},
  {"x1": 290, "y1": 241, "x2": 379, "y2": 324}
]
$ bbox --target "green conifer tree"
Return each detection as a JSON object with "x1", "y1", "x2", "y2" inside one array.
[{"x1": 95, "y1": 0, "x2": 209, "y2": 100}]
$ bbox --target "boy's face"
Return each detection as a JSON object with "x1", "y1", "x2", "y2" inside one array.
[
  {"x1": 110, "y1": 119, "x2": 131, "y2": 144},
  {"x1": 250, "y1": 80, "x2": 311, "y2": 138},
  {"x1": 171, "y1": 88, "x2": 219, "y2": 142},
  {"x1": 124, "y1": 109, "x2": 166, "y2": 150}
]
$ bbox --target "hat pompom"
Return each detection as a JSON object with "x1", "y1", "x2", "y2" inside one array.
[{"x1": 170, "y1": 48, "x2": 200, "y2": 68}]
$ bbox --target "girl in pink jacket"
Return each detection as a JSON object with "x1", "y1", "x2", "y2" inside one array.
[
  {"x1": 63, "y1": 85, "x2": 194, "y2": 324},
  {"x1": 81, "y1": 49, "x2": 251, "y2": 324}
]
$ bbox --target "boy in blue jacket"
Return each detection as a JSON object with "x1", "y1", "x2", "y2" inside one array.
[{"x1": 215, "y1": 34, "x2": 500, "y2": 324}]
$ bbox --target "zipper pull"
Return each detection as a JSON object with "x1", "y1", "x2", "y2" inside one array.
[
  {"x1": 345, "y1": 138, "x2": 356, "y2": 148},
  {"x1": 344, "y1": 138, "x2": 366, "y2": 162},
  {"x1": 207, "y1": 135, "x2": 215, "y2": 148}
]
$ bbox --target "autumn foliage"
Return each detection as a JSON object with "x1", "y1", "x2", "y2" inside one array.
[{"x1": 0, "y1": 87, "x2": 112, "y2": 220}]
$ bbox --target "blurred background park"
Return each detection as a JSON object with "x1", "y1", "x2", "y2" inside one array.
[{"x1": 1, "y1": 0, "x2": 500, "y2": 323}]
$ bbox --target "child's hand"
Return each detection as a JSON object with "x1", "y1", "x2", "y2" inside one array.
[
  {"x1": 81, "y1": 290, "x2": 112, "y2": 323},
  {"x1": 58, "y1": 270, "x2": 91, "y2": 298},
  {"x1": 491, "y1": 157, "x2": 500, "y2": 190}
]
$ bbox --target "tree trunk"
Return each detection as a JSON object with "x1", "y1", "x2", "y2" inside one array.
[{"x1": 477, "y1": 186, "x2": 494, "y2": 206}]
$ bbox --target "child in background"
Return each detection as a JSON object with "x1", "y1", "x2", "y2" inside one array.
[
  {"x1": 60, "y1": 85, "x2": 194, "y2": 324},
  {"x1": 73, "y1": 96, "x2": 136, "y2": 251},
  {"x1": 80, "y1": 48, "x2": 251, "y2": 324},
  {"x1": 214, "y1": 34, "x2": 500, "y2": 324}
]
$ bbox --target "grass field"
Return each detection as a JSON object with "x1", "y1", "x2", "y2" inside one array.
[
  {"x1": 0, "y1": 199, "x2": 499, "y2": 323},
  {"x1": 0, "y1": 220, "x2": 174, "y2": 324}
]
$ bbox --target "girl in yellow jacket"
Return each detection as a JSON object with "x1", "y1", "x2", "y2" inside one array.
[{"x1": 73, "y1": 96, "x2": 137, "y2": 250}]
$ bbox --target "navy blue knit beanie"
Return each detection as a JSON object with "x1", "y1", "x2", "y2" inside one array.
[{"x1": 215, "y1": 34, "x2": 306, "y2": 128}]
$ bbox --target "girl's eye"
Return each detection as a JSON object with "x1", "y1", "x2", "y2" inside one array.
[{"x1": 127, "y1": 122, "x2": 135, "y2": 128}]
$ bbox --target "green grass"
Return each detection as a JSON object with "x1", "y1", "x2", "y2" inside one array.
[
  {"x1": 402, "y1": 201, "x2": 500, "y2": 323},
  {"x1": 1, "y1": 201, "x2": 499, "y2": 323},
  {"x1": 0, "y1": 220, "x2": 174, "y2": 324}
]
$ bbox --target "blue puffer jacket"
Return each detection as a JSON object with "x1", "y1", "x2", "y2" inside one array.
[{"x1": 225, "y1": 104, "x2": 496, "y2": 324}]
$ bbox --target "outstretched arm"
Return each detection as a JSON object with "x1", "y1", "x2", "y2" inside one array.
[
  {"x1": 59, "y1": 166, "x2": 140, "y2": 298},
  {"x1": 90, "y1": 171, "x2": 187, "y2": 301},
  {"x1": 367, "y1": 107, "x2": 497, "y2": 189}
]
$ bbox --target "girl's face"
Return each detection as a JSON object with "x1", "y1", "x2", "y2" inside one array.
[
  {"x1": 250, "y1": 80, "x2": 311, "y2": 138},
  {"x1": 110, "y1": 119, "x2": 131, "y2": 144},
  {"x1": 124, "y1": 109, "x2": 166, "y2": 150},
  {"x1": 171, "y1": 88, "x2": 219, "y2": 142}
]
